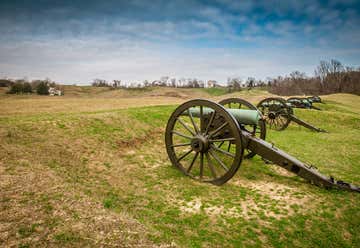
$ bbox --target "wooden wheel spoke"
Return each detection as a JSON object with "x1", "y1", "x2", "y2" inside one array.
[
  {"x1": 177, "y1": 149, "x2": 193, "y2": 162},
  {"x1": 274, "y1": 118, "x2": 279, "y2": 127},
  {"x1": 208, "y1": 122, "x2": 228, "y2": 138},
  {"x1": 188, "y1": 109, "x2": 199, "y2": 134},
  {"x1": 172, "y1": 130, "x2": 193, "y2": 140},
  {"x1": 205, "y1": 152, "x2": 217, "y2": 179},
  {"x1": 171, "y1": 142, "x2": 192, "y2": 148},
  {"x1": 252, "y1": 125, "x2": 257, "y2": 135},
  {"x1": 177, "y1": 118, "x2": 196, "y2": 136},
  {"x1": 187, "y1": 152, "x2": 199, "y2": 173},
  {"x1": 209, "y1": 149, "x2": 229, "y2": 171},
  {"x1": 199, "y1": 153, "x2": 204, "y2": 179},
  {"x1": 210, "y1": 144, "x2": 235, "y2": 158},
  {"x1": 199, "y1": 106, "x2": 204, "y2": 132},
  {"x1": 205, "y1": 111, "x2": 216, "y2": 135},
  {"x1": 278, "y1": 116, "x2": 286, "y2": 126},
  {"x1": 218, "y1": 141, "x2": 225, "y2": 148}
]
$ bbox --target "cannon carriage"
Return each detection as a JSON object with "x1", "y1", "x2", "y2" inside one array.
[
  {"x1": 287, "y1": 97, "x2": 322, "y2": 110},
  {"x1": 257, "y1": 97, "x2": 326, "y2": 132},
  {"x1": 307, "y1": 95, "x2": 322, "y2": 103},
  {"x1": 165, "y1": 98, "x2": 359, "y2": 192}
]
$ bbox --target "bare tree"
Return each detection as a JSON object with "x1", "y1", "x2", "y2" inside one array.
[
  {"x1": 113, "y1": 80, "x2": 121, "y2": 88},
  {"x1": 227, "y1": 77, "x2": 242, "y2": 92},
  {"x1": 92, "y1": 79, "x2": 109, "y2": 87}
]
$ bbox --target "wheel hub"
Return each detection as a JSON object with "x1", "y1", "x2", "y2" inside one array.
[
  {"x1": 191, "y1": 135, "x2": 209, "y2": 153},
  {"x1": 268, "y1": 112, "x2": 276, "y2": 119}
]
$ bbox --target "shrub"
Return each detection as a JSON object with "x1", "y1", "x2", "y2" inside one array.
[
  {"x1": 36, "y1": 81, "x2": 49, "y2": 95},
  {"x1": 23, "y1": 82, "x2": 33, "y2": 93},
  {"x1": 8, "y1": 82, "x2": 24, "y2": 94},
  {"x1": 0, "y1": 79, "x2": 13, "y2": 87}
]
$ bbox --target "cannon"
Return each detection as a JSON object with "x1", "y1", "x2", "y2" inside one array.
[
  {"x1": 218, "y1": 98, "x2": 266, "y2": 159},
  {"x1": 165, "y1": 99, "x2": 359, "y2": 192},
  {"x1": 307, "y1": 95, "x2": 322, "y2": 103},
  {"x1": 287, "y1": 97, "x2": 321, "y2": 110},
  {"x1": 257, "y1": 97, "x2": 326, "y2": 132}
]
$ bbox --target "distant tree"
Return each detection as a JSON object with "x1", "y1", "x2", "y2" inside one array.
[
  {"x1": 159, "y1": 76, "x2": 169, "y2": 86},
  {"x1": 187, "y1": 78, "x2": 200, "y2": 88},
  {"x1": 246, "y1": 77, "x2": 255, "y2": 89},
  {"x1": 170, "y1": 78, "x2": 176, "y2": 87},
  {"x1": 8, "y1": 82, "x2": 24, "y2": 94},
  {"x1": 36, "y1": 81, "x2": 49, "y2": 95},
  {"x1": 199, "y1": 80, "x2": 205, "y2": 88},
  {"x1": 23, "y1": 82, "x2": 33, "y2": 93},
  {"x1": 113, "y1": 80, "x2": 121, "y2": 88},
  {"x1": 0, "y1": 79, "x2": 14, "y2": 87},
  {"x1": 227, "y1": 77, "x2": 242, "y2": 92},
  {"x1": 269, "y1": 59, "x2": 360, "y2": 95},
  {"x1": 290, "y1": 71, "x2": 306, "y2": 80},
  {"x1": 92, "y1": 79, "x2": 109, "y2": 87},
  {"x1": 143, "y1": 80, "x2": 150, "y2": 87}
]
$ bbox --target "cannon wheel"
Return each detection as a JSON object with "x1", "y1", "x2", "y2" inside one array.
[
  {"x1": 165, "y1": 99, "x2": 244, "y2": 185},
  {"x1": 219, "y1": 98, "x2": 266, "y2": 159},
  {"x1": 257, "y1": 97, "x2": 292, "y2": 131}
]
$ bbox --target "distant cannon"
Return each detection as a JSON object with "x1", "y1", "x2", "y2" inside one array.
[
  {"x1": 287, "y1": 97, "x2": 321, "y2": 110},
  {"x1": 307, "y1": 95, "x2": 322, "y2": 103},
  {"x1": 257, "y1": 97, "x2": 326, "y2": 132},
  {"x1": 165, "y1": 99, "x2": 359, "y2": 192}
]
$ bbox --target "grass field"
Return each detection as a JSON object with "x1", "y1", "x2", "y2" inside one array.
[{"x1": 0, "y1": 87, "x2": 359, "y2": 247}]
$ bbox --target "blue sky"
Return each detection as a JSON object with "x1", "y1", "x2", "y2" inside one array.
[{"x1": 0, "y1": 0, "x2": 359, "y2": 84}]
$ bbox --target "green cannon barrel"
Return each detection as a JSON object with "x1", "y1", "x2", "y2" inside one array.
[
  {"x1": 261, "y1": 102, "x2": 292, "y2": 107},
  {"x1": 184, "y1": 107, "x2": 261, "y2": 125}
]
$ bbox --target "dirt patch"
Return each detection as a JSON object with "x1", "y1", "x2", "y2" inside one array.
[
  {"x1": 162, "y1": 91, "x2": 186, "y2": 98},
  {"x1": 233, "y1": 179, "x2": 312, "y2": 204},
  {"x1": 116, "y1": 128, "x2": 163, "y2": 151},
  {"x1": 179, "y1": 198, "x2": 202, "y2": 214}
]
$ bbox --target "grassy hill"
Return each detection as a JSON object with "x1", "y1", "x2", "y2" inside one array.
[{"x1": 0, "y1": 88, "x2": 359, "y2": 247}]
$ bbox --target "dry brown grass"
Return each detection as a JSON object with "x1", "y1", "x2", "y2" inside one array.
[
  {"x1": 0, "y1": 96, "x2": 183, "y2": 116},
  {"x1": 0, "y1": 86, "x2": 275, "y2": 116}
]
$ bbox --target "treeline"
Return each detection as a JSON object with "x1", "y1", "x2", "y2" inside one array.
[
  {"x1": 91, "y1": 77, "x2": 219, "y2": 88},
  {"x1": 0, "y1": 78, "x2": 60, "y2": 95},
  {"x1": 269, "y1": 60, "x2": 360, "y2": 95},
  {"x1": 91, "y1": 76, "x2": 266, "y2": 92}
]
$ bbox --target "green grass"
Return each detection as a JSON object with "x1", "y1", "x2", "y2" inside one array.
[
  {"x1": 197, "y1": 87, "x2": 230, "y2": 96},
  {"x1": 54, "y1": 231, "x2": 81, "y2": 243},
  {"x1": 0, "y1": 94, "x2": 359, "y2": 247}
]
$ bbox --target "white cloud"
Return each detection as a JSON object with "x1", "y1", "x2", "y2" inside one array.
[
  {"x1": 0, "y1": 0, "x2": 359, "y2": 83},
  {"x1": 1, "y1": 35, "x2": 360, "y2": 85}
]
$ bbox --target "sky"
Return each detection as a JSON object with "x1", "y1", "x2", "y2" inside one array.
[{"x1": 0, "y1": 0, "x2": 360, "y2": 85}]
